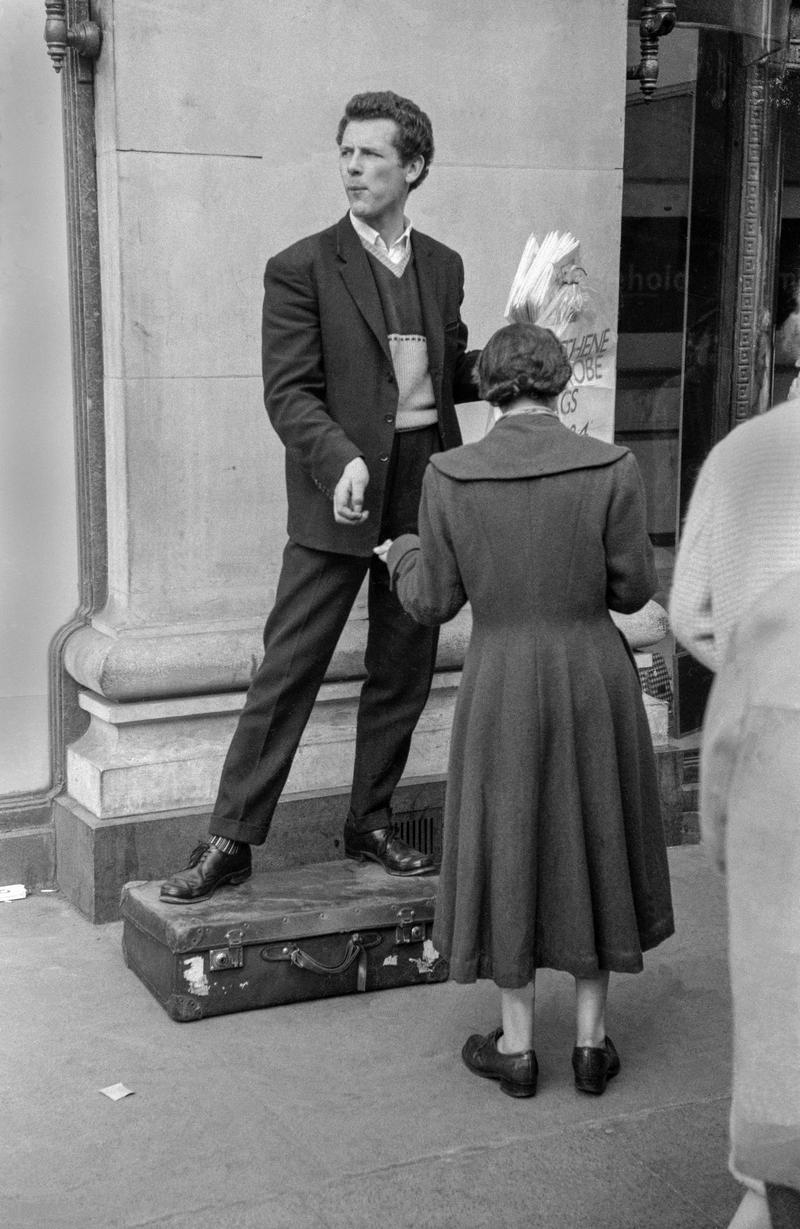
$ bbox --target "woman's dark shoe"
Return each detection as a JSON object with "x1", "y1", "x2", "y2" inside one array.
[
  {"x1": 461, "y1": 1028, "x2": 538, "y2": 1098},
  {"x1": 343, "y1": 825, "x2": 434, "y2": 876},
  {"x1": 159, "y1": 841, "x2": 252, "y2": 903},
  {"x1": 572, "y1": 1035, "x2": 621, "y2": 1095}
]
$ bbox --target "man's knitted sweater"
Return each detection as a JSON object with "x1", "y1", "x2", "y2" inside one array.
[{"x1": 669, "y1": 398, "x2": 800, "y2": 672}]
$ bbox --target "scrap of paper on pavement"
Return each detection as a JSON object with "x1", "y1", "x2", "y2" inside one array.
[
  {"x1": 99, "y1": 1084, "x2": 134, "y2": 1101},
  {"x1": 0, "y1": 884, "x2": 27, "y2": 902}
]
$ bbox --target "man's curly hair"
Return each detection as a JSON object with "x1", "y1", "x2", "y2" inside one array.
[
  {"x1": 476, "y1": 323, "x2": 572, "y2": 406},
  {"x1": 336, "y1": 91, "x2": 434, "y2": 191}
]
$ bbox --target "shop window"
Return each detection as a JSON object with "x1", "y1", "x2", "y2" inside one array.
[
  {"x1": 617, "y1": 24, "x2": 745, "y2": 737},
  {"x1": 617, "y1": 25, "x2": 738, "y2": 596},
  {"x1": 775, "y1": 70, "x2": 800, "y2": 402}
]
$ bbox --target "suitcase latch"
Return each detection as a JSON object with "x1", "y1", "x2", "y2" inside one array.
[
  {"x1": 208, "y1": 928, "x2": 245, "y2": 971},
  {"x1": 395, "y1": 907, "x2": 425, "y2": 945}
]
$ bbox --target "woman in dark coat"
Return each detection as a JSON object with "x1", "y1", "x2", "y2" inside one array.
[{"x1": 376, "y1": 323, "x2": 674, "y2": 1098}]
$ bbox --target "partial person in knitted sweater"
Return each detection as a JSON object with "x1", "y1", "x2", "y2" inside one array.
[
  {"x1": 670, "y1": 392, "x2": 800, "y2": 1229},
  {"x1": 669, "y1": 394, "x2": 800, "y2": 672}
]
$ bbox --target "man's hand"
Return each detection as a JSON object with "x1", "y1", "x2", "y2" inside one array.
[
  {"x1": 333, "y1": 457, "x2": 370, "y2": 524},
  {"x1": 373, "y1": 539, "x2": 393, "y2": 564}
]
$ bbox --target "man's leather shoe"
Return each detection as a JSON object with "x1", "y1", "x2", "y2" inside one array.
[
  {"x1": 343, "y1": 826, "x2": 434, "y2": 876},
  {"x1": 572, "y1": 1035, "x2": 621, "y2": 1095},
  {"x1": 160, "y1": 841, "x2": 251, "y2": 903},
  {"x1": 462, "y1": 1028, "x2": 538, "y2": 1098}
]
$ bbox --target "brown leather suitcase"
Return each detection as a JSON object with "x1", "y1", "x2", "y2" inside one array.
[{"x1": 120, "y1": 860, "x2": 447, "y2": 1022}]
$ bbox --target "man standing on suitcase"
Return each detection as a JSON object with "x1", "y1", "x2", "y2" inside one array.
[{"x1": 161, "y1": 91, "x2": 480, "y2": 903}]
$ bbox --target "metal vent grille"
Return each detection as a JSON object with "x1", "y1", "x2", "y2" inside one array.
[{"x1": 394, "y1": 811, "x2": 441, "y2": 862}]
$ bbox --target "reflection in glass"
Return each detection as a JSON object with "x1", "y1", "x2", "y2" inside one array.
[
  {"x1": 616, "y1": 25, "x2": 739, "y2": 595},
  {"x1": 775, "y1": 71, "x2": 800, "y2": 404}
]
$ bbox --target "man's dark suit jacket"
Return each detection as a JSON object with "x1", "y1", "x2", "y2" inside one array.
[{"x1": 262, "y1": 213, "x2": 479, "y2": 556}]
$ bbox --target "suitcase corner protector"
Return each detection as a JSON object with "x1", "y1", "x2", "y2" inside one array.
[{"x1": 165, "y1": 993, "x2": 205, "y2": 1023}]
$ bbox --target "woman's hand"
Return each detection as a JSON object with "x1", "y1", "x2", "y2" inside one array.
[{"x1": 373, "y1": 539, "x2": 393, "y2": 564}]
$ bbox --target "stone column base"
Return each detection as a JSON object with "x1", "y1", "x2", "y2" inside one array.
[
  {"x1": 66, "y1": 672, "x2": 461, "y2": 820},
  {"x1": 56, "y1": 671, "x2": 461, "y2": 921}
]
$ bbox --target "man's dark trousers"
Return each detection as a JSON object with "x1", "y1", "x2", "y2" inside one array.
[{"x1": 209, "y1": 425, "x2": 440, "y2": 844}]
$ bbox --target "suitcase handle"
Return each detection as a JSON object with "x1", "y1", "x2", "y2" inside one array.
[
  {"x1": 261, "y1": 932, "x2": 382, "y2": 976},
  {"x1": 290, "y1": 931, "x2": 381, "y2": 975},
  {"x1": 290, "y1": 938, "x2": 361, "y2": 976}
]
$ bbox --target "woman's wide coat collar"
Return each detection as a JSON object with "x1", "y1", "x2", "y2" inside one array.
[{"x1": 431, "y1": 413, "x2": 628, "y2": 481}]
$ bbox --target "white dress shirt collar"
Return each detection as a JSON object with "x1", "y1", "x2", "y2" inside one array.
[{"x1": 349, "y1": 211, "x2": 413, "y2": 265}]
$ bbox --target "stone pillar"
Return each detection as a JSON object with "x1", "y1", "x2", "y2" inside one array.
[{"x1": 57, "y1": 0, "x2": 631, "y2": 919}]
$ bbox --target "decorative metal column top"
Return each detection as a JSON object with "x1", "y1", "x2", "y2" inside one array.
[
  {"x1": 627, "y1": 1, "x2": 678, "y2": 98},
  {"x1": 44, "y1": 0, "x2": 102, "y2": 74}
]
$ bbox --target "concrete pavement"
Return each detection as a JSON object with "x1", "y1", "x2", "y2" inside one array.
[{"x1": 1, "y1": 845, "x2": 741, "y2": 1228}]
